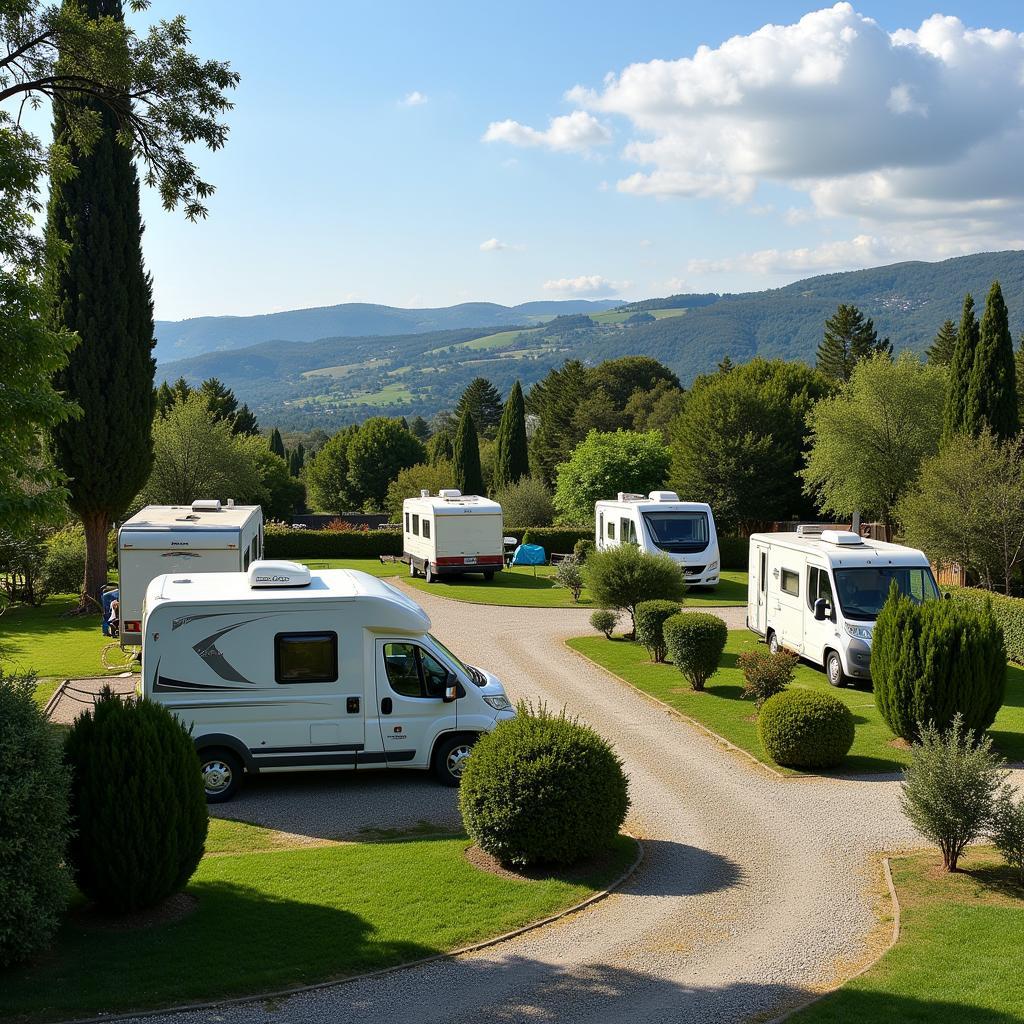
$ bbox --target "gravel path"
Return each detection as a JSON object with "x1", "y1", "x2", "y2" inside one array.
[{"x1": 94, "y1": 590, "x2": 1024, "y2": 1024}]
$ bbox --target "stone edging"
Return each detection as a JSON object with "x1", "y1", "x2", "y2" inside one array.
[
  {"x1": 55, "y1": 836, "x2": 644, "y2": 1024},
  {"x1": 43, "y1": 679, "x2": 69, "y2": 721}
]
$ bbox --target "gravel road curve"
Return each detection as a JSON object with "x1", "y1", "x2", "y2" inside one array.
[{"x1": 116, "y1": 588, "x2": 1021, "y2": 1024}]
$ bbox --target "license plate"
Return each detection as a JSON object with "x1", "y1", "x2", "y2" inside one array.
[{"x1": 464, "y1": 556, "x2": 477, "y2": 564}]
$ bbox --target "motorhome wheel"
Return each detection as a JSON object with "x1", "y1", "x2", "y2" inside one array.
[
  {"x1": 484, "y1": 570, "x2": 496, "y2": 581},
  {"x1": 425, "y1": 562, "x2": 435, "y2": 583},
  {"x1": 408, "y1": 558, "x2": 418, "y2": 578},
  {"x1": 199, "y1": 749, "x2": 242, "y2": 803},
  {"x1": 433, "y1": 735, "x2": 475, "y2": 786},
  {"x1": 825, "y1": 650, "x2": 847, "y2": 688}
]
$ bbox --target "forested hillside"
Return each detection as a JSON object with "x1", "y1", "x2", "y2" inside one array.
[{"x1": 158, "y1": 250, "x2": 1024, "y2": 429}]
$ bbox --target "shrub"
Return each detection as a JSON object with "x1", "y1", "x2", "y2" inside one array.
[
  {"x1": 872, "y1": 588, "x2": 1006, "y2": 742},
  {"x1": 946, "y1": 587, "x2": 1024, "y2": 665},
  {"x1": 590, "y1": 609, "x2": 618, "y2": 638},
  {"x1": 521, "y1": 527, "x2": 591, "y2": 556},
  {"x1": 991, "y1": 787, "x2": 1024, "y2": 880},
  {"x1": 0, "y1": 670, "x2": 71, "y2": 967},
  {"x1": 718, "y1": 536, "x2": 750, "y2": 572},
  {"x1": 459, "y1": 703, "x2": 629, "y2": 867},
  {"x1": 0, "y1": 528, "x2": 48, "y2": 606},
  {"x1": 493, "y1": 477, "x2": 555, "y2": 529},
  {"x1": 65, "y1": 690, "x2": 208, "y2": 912},
  {"x1": 635, "y1": 600, "x2": 683, "y2": 662},
  {"x1": 584, "y1": 544, "x2": 686, "y2": 635},
  {"x1": 758, "y1": 689, "x2": 855, "y2": 769},
  {"x1": 901, "y1": 716, "x2": 1006, "y2": 871},
  {"x1": 554, "y1": 556, "x2": 584, "y2": 602},
  {"x1": 737, "y1": 648, "x2": 798, "y2": 708},
  {"x1": 663, "y1": 612, "x2": 728, "y2": 690},
  {"x1": 573, "y1": 538, "x2": 595, "y2": 563},
  {"x1": 40, "y1": 525, "x2": 87, "y2": 595},
  {"x1": 264, "y1": 524, "x2": 403, "y2": 559}
]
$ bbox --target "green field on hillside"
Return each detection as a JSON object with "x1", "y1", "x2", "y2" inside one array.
[
  {"x1": 589, "y1": 307, "x2": 690, "y2": 324},
  {"x1": 301, "y1": 358, "x2": 386, "y2": 379}
]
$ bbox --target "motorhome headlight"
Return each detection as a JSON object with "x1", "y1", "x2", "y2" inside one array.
[
  {"x1": 844, "y1": 622, "x2": 873, "y2": 641},
  {"x1": 708, "y1": 560, "x2": 719, "y2": 572},
  {"x1": 483, "y1": 694, "x2": 512, "y2": 712}
]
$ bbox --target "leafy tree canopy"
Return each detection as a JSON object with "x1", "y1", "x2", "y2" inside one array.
[{"x1": 345, "y1": 417, "x2": 426, "y2": 511}]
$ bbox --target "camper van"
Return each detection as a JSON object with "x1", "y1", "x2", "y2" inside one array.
[
  {"x1": 594, "y1": 492, "x2": 721, "y2": 588},
  {"x1": 117, "y1": 500, "x2": 264, "y2": 646},
  {"x1": 403, "y1": 490, "x2": 504, "y2": 582},
  {"x1": 141, "y1": 561, "x2": 514, "y2": 801},
  {"x1": 747, "y1": 527, "x2": 940, "y2": 687}
]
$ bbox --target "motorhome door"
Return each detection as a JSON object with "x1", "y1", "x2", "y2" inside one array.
[{"x1": 751, "y1": 541, "x2": 769, "y2": 635}]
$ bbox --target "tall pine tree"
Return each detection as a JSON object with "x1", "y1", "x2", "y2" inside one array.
[
  {"x1": 452, "y1": 409, "x2": 484, "y2": 496},
  {"x1": 944, "y1": 293, "x2": 979, "y2": 440},
  {"x1": 926, "y1": 319, "x2": 957, "y2": 366},
  {"x1": 965, "y1": 280, "x2": 1019, "y2": 441},
  {"x1": 454, "y1": 377, "x2": 503, "y2": 438},
  {"x1": 46, "y1": 0, "x2": 155, "y2": 608},
  {"x1": 492, "y1": 380, "x2": 529, "y2": 491},
  {"x1": 816, "y1": 304, "x2": 891, "y2": 382}
]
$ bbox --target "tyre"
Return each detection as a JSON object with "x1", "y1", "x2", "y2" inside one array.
[
  {"x1": 198, "y1": 748, "x2": 243, "y2": 803},
  {"x1": 767, "y1": 630, "x2": 780, "y2": 655},
  {"x1": 483, "y1": 570, "x2": 496, "y2": 581},
  {"x1": 425, "y1": 562, "x2": 435, "y2": 584},
  {"x1": 408, "y1": 558, "x2": 418, "y2": 578},
  {"x1": 825, "y1": 649, "x2": 847, "y2": 688},
  {"x1": 433, "y1": 734, "x2": 476, "y2": 786}
]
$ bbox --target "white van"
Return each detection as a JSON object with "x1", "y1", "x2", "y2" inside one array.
[
  {"x1": 117, "y1": 500, "x2": 263, "y2": 646},
  {"x1": 403, "y1": 489, "x2": 504, "y2": 582},
  {"x1": 747, "y1": 527, "x2": 940, "y2": 687},
  {"x1": 141, "y1": 560, "x2": 514, "y2": 801},
  {"x1": 595, "y1": 492, "x2": 721, "y2": 588}
]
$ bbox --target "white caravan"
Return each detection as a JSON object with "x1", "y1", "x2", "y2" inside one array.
[
  {"x1": 594, "y1": 492, "x2": 721, "y2": 588},
  {"x1": 117, "y1": 500, "x2": 263, "y2": 646},
  {"x1": 141, "y1": 560, "x2": 514, "y2": 801},
  {"x1": 747, "y1": 527, "x2": 940, "y2": 687},
  {"x1": 403, "y1": 489, "x2": 504, "y2": 582}
]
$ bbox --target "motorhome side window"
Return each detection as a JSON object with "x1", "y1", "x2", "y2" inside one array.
[
  {"x1": 250, "y1": 537, "x2": 258, "y2": 564},
  {"x1": 405, "y1": 512, "x2": 410, "y2": 532},
  {"x1": 383, "y1": 642, "x2": 448, "y2": 698},
  {"x1": 274, "y1": 632, "x2": 338, "y2": 684},
  {"x1": 422, "y1": 519, "x2": 431, "y2": 539},
  {"x1": 607, "y1": 521, "x2": 616, "y2": 541},
  {"x1": 243, "y1": 549, "x2": 251, "y2": 570},
  {"x1": 807, "y1": 567, "x2": 834, "y2": 610},
  {"x1": 620, "y1": 518, "x2": 637, "y2": 544},
  {"x1": 781, "y1": 569, "x2": 799, "y2": 597},
  {"x1": 412, "y1": 514, "x2": 420, "y2": 536}
]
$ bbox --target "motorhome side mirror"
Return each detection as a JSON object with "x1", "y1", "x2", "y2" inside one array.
[
  {"x1": 443, "y1": 685, "x2": 458, "y2": 703},
  {"x1": 813, "y1": 597, "x2": 828, "y2": 621}
]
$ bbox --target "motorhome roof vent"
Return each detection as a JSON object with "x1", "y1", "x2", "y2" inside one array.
[
  {"x1": 796, "y1": 524, "x2": 826, "y2": 537},
  {"x1": 247, "y1": 560, "x2": 311, "y2": 588},
  {"x1": 649, "y1": 490, "x2": 680, "y2": 502},
  {"x1": 191, "y1": 499, "x2": 222, "y2": 512},
  {"x1": 420, "y1": 489, "x2": 430, "y2": 498},
  {"x1": 438, "y1": 489, "x2": 462, "y2": 499},
  {"x1": 617, "y1": 492, "x2": 646, "y2": 502},
  {"x1": 820, "y1": 530, "x2": 864, "y2": 547}
]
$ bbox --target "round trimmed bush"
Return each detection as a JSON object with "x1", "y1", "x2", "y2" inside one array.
[
  {"x1": 590, "y1": 608, "x2": 618, "y2": 638},
  {"x1": 459, "y1": 704, "x2": 629, "y2": 867},
  {"x1": 65, "y1": 690, "x2": 208, "y2": 912},
  {"x1": 635, "y1": 599, "x2": 683, "y2": 662},
  {"x1": 758, "y1": 689, "x2": 855, "y2": 769},
  {"x1": 664, "y1": 612, "x2": 728, "y2": 690},
  {"x1": 573, "y1": 538, "x2": 595, "y2": 563},
  {"x1": 0, "y1": 670, "x2": 71, "y2": 966}
]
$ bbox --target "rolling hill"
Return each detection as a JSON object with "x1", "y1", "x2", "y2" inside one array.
[{"x1": 158, "y1": 250, "x2": 1024, "y2": 430}]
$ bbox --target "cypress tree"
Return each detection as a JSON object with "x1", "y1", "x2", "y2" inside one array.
[
  {"x1": 926, "y1": 319, "x2": 957, "y2": 366},
  {"x1": 493, "y1": 380, "x2": 529, "y2": 491},
  {"x1": 944, "y1": 293, "x2": 979, "y2": 440},
  {"x1": 269, "y1": 427, "x2": 286, "y2": 458},
  {"x1": 46, "y1": 0, "x2": 155, "y2": 609},
  {"x1": 816, "y1": 304, "x2": 890, "y2": 382},
  {"x1": 428, "y1": 430, "x2": 454, "y2": 465},
  {"x1": 965, "y1": 281, "x2": 1019, "y2": 441},
  {"x1": 452, "y1": 409, "x2": 484, "y2": 496}
]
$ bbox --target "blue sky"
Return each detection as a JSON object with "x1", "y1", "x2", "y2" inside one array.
[{"x1": 130, "y1": 1, "x2": 1024, "y2": 320}]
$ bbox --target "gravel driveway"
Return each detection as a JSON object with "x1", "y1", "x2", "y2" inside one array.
[{"x1": 108, "y1": 588, "x2": 1022, "y2": 1024}]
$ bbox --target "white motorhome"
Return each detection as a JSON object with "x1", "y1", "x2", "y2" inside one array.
[
  {"x1": 403, "y1": 490, "x2": 504, "y2": 582},
  {"x1": 117, "y1": 500, "x2": 263, "y2": 646},
  {"x1": 747, "y1": 527, "x2": 940, "y2": 687},
  {"x1": 141, "y1": 560, "x2": 513, "y2": 801},
  {"x1": 594, "y1": 492, "x2": 721, "y2": 588}
]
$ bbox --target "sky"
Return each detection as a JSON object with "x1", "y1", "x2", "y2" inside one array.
[{"x1": 110, "y1": 1, "x2": 1024, "y2": 319}]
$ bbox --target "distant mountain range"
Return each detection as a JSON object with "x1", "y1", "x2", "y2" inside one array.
[
  {"x1": 155, "y1": 299, "x2": 621, "y2": 364},
  {"x1": 158, "y1": 250, "x2": 1024, "y2": 431}
]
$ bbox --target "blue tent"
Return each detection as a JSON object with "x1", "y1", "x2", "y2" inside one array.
[
  {"x1": 511, "y1": 543, "x2": 546, "y2": 567},
  {"x1": 101, "y1": 588, "x2": 119, "y2": 636}
]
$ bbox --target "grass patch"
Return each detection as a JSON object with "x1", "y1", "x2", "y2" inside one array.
[
  {"x1": 791, "y1": 847, "x2": 1024, "y2": 1023},
  {"x1": 406, "y1": 567, "x2": 746, "y2": 609},
  {"x1": 342, "y1": 381, "x2": 414, "y2": 407},
  {"x1": 1, "y1": 819, "x2": 635, "y2": 1021},
  {"x1": 0, "y1": 596, "x2": 107, "y2": 680},
  {"x1": 566, "y1": 631, "x2": 1024, "y2": 773}
]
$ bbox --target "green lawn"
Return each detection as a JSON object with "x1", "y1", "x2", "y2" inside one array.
[
  {"x1": 1, "y1": 818, "x2": 636, "y2": 1021},
  {"x1": 567, "y1": 631, "x2": 1024, "y2": 773},
  {"x1": 406, "y1": 567, "x2": 747, "y2": 609},
  {"x1": 1, "y1": 596, "x2": 109, "y2": 681},
  {"x1": 792, "y1": 848, "x2": 1024, "y2": 1023}
]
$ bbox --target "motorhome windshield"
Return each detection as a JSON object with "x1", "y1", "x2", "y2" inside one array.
[
  {"x1": 642, "y1": 511, "x2": 710, "y2": 554},
  {"x1": 833, "y1": 566, "x2": 940, "y2": 621},
  {"x1": 428, "y1": 634, "x2": 484, "y2": 685}
]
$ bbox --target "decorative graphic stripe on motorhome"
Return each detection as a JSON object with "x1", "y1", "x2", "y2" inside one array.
[
  {"x1": 172, "y1": 612, "x2": 260, "y2": 631},
  {"x1": 153, "y1": 676, "x2": 275, "y2": 693},
  {"x1": 254, "y1": 743, "x2": 364, "y2": 753},
  {"x1": 249, "y1": 750, "x2": 418, "y2": 768},
  {"x1": 192, "y1": 618, "x2": 268, "y2": 683}
]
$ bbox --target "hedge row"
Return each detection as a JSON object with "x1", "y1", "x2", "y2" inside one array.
[
  {"x1": 264, "y1": 526, "x2": 403, "y2": 559},
  {"x1": 945, "y1": 587, "x2": 1024, "y2": 665},
  {"x1": 520, "y1": 528, "x2": 592, "y2": 554},
  {"x1": 718, "y1": 536, "x2": 749, "y2": 572}
]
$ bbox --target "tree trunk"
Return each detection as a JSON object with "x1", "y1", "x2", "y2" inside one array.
[{"x1": 80, "y1": 510, "x2": 110, "y2": 614}]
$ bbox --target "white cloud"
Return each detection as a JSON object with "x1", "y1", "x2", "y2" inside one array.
[
  {"x1": 479, "y1": 238, "x2": 522, "y2": 252},
  {"x1": 483, "y1": 110, "x2": 612, "y2": 153},
  {"x1": 400, "y1": 90, "x2": 428, "y2": 107},
  {"x1": 542, "y1": 274, "x2": 624, "y2": 296},
  {"x1": 530, "y1": 5, "x2": 1024, "y2": 242}
]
